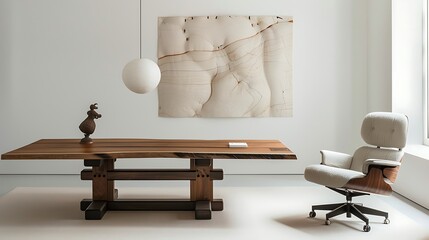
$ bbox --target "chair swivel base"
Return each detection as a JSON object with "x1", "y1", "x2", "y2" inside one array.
[{"x1": 308, "y1": 187, "x2": 390, "y2": 232}]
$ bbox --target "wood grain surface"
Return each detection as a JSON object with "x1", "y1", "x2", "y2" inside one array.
[
  {"x1": 1, "y1": 139, "x2": 297, "y2": 160},
  {"x1": 344, "y1": 167, "x2": 393, "y2": 196}
]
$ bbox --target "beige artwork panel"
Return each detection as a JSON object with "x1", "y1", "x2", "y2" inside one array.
[{"x1": 158, "y1": 16, "x2": 293, "y2": 117}]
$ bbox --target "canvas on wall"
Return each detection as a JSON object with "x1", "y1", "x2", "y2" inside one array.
[{"x1": 157, "y1": 16, "x2": 293, "y2": 117}]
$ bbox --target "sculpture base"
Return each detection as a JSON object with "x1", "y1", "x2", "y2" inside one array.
[{"x1": 80, "y1": 136, "x2": 93, "y2": 144}]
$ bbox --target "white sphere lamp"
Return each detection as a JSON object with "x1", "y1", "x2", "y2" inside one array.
[{"x1": 122, "y1": 58, "x2": 161, "y2": 94}]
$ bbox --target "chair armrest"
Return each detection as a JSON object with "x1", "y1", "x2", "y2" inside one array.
[
  {"x1": 362, "y1": 159, "x2": 401, "y2": 184},
  {"x1": 320, "y1": 150, "x2": 353, "y2": 169},
  {"x1": 362, "y1": 159, "x2": 401, "y2": 174}
]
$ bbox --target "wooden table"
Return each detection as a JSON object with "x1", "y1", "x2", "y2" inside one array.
[{"x1": 1, "y1": 139, "x2": 296, "y2": 220}]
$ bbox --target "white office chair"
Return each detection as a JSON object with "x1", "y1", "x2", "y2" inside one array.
[{"x1": 304, "y1": 112, "x2": 408, "y2": 232}]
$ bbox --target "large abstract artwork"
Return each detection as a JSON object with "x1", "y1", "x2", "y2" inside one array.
[{"x1": 157, "y1": 16, "x2": 293, "y2": 117}]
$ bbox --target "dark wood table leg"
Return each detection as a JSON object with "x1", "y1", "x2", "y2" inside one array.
[
  {"x1": 195, "y1": 200, "x2": 211, "y2": 219},
  {"x1": 85, "y1": 201, "x2": 107, "y2": 220},
  {"x1": 80, "y1": 158, "x2": 223, "y2": 220},
  {"x1": 191, "y1": 158, "x2": 214, "y2": 220},
  {"x1": 82, "y1": 159, "x2": 116, "y2": 220},
  {"x1": 211, "y1": 199, "x2": 224, "y2": 211}
]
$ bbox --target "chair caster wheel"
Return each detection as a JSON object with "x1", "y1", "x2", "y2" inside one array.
[
  {"x1": 325, "y1": 219, "x2": 331, "y2": 225},
  {"x1": 309, "y1": 211, "x2": 316, "y2": 218},
  {"x1": 363, "y1": 225, "x2": 371, "y2": 232},
  {"x1": 384, "y1": 218, "x2": 390, "y2": 224}
]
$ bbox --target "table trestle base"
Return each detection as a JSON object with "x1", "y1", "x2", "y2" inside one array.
[
  {"x1": 81, "y1": 158, "x2": 222, "y2": 220},
  {"x1": 80, "y1": 199, "x2": 223, "y2": 220}
]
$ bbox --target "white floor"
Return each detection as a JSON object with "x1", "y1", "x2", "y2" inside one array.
[{"x1": 0, "y1": 175, "x2": 428, "y2": 240}]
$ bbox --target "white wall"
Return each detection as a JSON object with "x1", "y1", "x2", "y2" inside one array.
[
  {"x1": 366, "y1": 0, "x2": 429, "y2": 209},
  {"x1": 0, "y1": 0, "x2": 368, "y2": 174},
  {"x1": 391, "y1": 0, "x2": 429, "y2": 209},
  {"x1": 396, "y1": 152, "x2": 429, "y2": 209},
  {"x1": 392, "y1": 0, "x2": 424, "y2": 144},
  {"x1": 367, "y1": 0, "x2": 392, "y2": 112}
]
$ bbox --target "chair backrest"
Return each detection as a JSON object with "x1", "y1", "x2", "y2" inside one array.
[{"x1": 349, "y1": 112, "x2": 408, "y2": 172}]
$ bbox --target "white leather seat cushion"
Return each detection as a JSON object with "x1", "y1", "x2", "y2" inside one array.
[{"x1": 304, "y1": 164, "x2": 365, "y2": 188}]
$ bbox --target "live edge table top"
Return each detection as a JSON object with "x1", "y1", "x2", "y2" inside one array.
[
  {"x1": 1, "y1": 139, "x2": 297, "y2": 160},
  {"x1": 1, "y1": 138, "x2": 296, "y2": 220}
]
